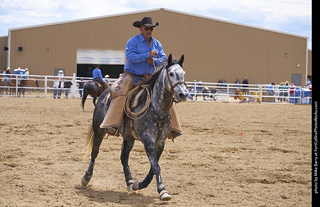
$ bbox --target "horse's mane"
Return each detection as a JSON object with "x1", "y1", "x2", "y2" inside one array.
[
  {"x1": 142, "y1": 59, "x2": 179, "y2": 90},
  {"x1": 133, "y1": 58, "x2": 181, "y2": 112}
]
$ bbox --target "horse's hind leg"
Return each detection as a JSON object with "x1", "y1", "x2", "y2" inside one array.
[
  {"x1": 82, "y1": 131, "x2": 105, "y2": 186},
  {"x1": 120, "y1": 138, "x2": 135, "y2": 191}
]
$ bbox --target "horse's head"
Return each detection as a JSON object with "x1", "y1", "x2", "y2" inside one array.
[{"x1": 165, "y1": 54, "x2": 189, "y2": 102}]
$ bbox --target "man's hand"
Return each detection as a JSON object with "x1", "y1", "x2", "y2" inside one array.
[
  {"x1": 149, "y1": 50, "x2": 157, "y2": 58},
  {"x1": 147, "y1": 58, "x2": 155, "y2": 65}
]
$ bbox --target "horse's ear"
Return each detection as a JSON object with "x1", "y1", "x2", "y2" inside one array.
[
  {"x1": 178, "y1": 54, "x2": 184, "y2": 66},
  {"x1": 167, "y1": 54, "x2": 172, "y2": 64}
]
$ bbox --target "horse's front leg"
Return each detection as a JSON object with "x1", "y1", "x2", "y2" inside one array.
[
  {"x1": 120, "y1": 138, "x2": 135, "y2": 191},
  {"x1": 135, "y1": 138, "x2": 171, "y2": 201},
  {"x1": 134, "y1": 141, "x2": 165, "y2": 190}
]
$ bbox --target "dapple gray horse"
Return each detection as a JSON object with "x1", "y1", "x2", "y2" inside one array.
[{"x1": 81, "y1": 54, "x2": 188, "y2": 201}]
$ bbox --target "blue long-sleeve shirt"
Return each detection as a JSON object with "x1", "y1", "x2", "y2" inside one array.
[
  {"x1": 124, "y1": 33, "x2": 166, "y2": 75},
  {"x1": 92, "y1": 68, "x2": 104, "y2": 82}
]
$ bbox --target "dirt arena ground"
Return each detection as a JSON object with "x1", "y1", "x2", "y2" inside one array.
[{"x1": 0, "y1": 97, "x2": 311, "y2": 206}]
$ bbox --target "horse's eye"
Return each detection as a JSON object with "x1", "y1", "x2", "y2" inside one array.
[{"x1": 169, "y1": 72, "x2": 174, "y2": 77}]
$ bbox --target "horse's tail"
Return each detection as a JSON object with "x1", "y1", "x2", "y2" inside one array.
[
  {"x1": 84, "y1": 124, "x2": 94, "y2": 158},
  {"x1": 82, "y1": 84, "x2": 89, "y2": 111}
]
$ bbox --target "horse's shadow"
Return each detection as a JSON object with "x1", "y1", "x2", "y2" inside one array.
[{"x1": 75, "y1": 185, "x2": 159, "y2": 207}]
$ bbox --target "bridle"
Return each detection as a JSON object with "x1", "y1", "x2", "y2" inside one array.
[
  {"x1": 153, "y1": 53, "x2": 187, "y2": 103},
  {"x1": 164, "y1": 65, "x2": 187, "y2": 103}
]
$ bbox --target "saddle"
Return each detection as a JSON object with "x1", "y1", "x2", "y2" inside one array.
[{"x1": 93, "y1": 80, "x2": 108, "y2": 94}]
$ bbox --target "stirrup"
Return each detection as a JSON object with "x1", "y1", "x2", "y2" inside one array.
[
  {"x1": 106, "y1": 127, "x2": 119, "y2": 136},
  {"x1": 168, "y1": 131, "x2": 182, "y2": 141}
]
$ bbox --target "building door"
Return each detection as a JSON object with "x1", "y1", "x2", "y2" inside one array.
[
  {"x1": 292, "y1": 74, "x2": 302, "y2": 86},
  {"x1": 76, "y1": 49, "x2": 125, "y2": 78},
  {"x1": 76, "y1": 64, "x2": 123, "y2": 78}
]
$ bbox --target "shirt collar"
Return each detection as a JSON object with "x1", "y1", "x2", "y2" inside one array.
[{"x1": 138, "y1": 33, "x2": 153, "y2": 43}]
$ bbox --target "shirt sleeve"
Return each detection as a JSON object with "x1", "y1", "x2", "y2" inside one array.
[
  {"x1": 126, "y1": 38, "x2": 149, "y2": 64},
  {"x1": 154, "y1": 41, "x2": 166, "y2": 67}
]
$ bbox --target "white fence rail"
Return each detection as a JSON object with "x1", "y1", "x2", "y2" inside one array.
[
  {"x1": 0, "y1": 73, "x2": 312, "y2": 104},
  {"x1": 185, "y1": 81, "x2": 312, "y2": 104},
  {"x1": 0, "y1": 73, "x2": 117, "y2": 99}
]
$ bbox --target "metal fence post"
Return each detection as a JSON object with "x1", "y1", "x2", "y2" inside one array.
[
  {"x1": 44, "y1": 76, "x2": 48, "y2": 97},
  {"x1": 71, "y1": 73, "x2": 76, "y2": 98},
  {"x1": 15, "y1": 75, "x2": 19, "y2": 97},
  {"x1": 259, "y1": 85, "x2": 262, "y2": 103}
]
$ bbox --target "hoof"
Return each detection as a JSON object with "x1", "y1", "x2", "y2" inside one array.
[
  {"x1": 132, "y1": 180, "x2": 141, "y2": 191},
  {"x1": 127, "y1": 184, "x2": 133, "y2": 192},
  {"x1": 81, "y1": 174, "x2": 92, "y2": 186},
  {"x1": 160, "y1": 190, "x2": 171, "y2": 201},
  {"x1": 127, "y1": 179, "x2": 135, "y2": 192}
]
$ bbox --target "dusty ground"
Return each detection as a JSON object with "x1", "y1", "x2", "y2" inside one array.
[{"x1": 0, "y1": 97, "x2": 311, "y2": 206}]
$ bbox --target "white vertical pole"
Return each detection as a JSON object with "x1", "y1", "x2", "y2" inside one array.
[
  {"x1": 44, "y1": 76, "x2": 48, "y2": 97},
  {"x1": 71, "y1": 73, "x2": 76, "y2": 98},
  {"x1": 259, "y1": 85, "x2": 262, "y2": 103},
  {"x1": 15, "y1": 75, "x2": 19, "y2": 97}
]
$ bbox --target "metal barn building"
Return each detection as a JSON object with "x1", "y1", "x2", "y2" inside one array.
[{"x1": 0, "y1": 8, "x2": 311, "y2": 85}]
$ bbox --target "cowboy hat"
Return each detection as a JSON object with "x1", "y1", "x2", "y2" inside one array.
[
  {"x1": 133, "y1": 17, "x2": 159, "y2": 28},
  {"x1": 59, "y1": 70, "x2": 63, "y2": 73}
]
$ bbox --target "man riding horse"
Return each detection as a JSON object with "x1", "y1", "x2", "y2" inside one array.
[
  {"x1": 100, "y1": 17, "x2": 183, "y2": 139},
  {"x1": 92, "y1": 64, "x2": 108, "y2": 91}
]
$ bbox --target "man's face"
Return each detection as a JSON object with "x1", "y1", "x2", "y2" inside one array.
[{"x1": 139, "y1": 25, "x2": 153, "y2": 39}]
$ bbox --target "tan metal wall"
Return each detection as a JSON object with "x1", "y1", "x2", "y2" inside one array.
[
  {"x1": 8, "y1": 9, "x2": 308, "y2": 85},
  {"x1": 308, "y1": 50, "x2": 312, "y2": 77},
  {"x1": 0, "y1": 36, "x2": 8, "y2": 71}
]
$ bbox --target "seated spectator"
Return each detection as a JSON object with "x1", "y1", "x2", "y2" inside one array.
[{"x1": 267, "y1": 82, "x2": 275, "y2": 96}]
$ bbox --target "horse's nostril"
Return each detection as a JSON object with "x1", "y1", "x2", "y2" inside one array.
[{"x1": 178, "y1": 93, "x2": 187, "y2": 100}]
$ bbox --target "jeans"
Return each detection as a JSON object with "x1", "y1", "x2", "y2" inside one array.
[
  {"x1": 53, "y1": 88, "x2": 62, "y2": 98},
  {"x1": 133, "y1": 76, "x2": 144, "y2": 86}
]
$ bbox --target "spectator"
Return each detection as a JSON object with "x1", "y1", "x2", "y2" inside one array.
[
  {"x1": 284, "y1": 81, "x2": 289, "y2": 101},
  {"x1": 289, "y1": 83, "x2": 295, "y2": 103},
  {"x1": 188, "y1": 84, "x2": 197, "y2": 100},
  {"x1": 23, "y1": 68, "x2": 29, "y2": 79},
  {"x1": 267, "y1": 82, "x2": 275, "y2": 96},
  {"x1": 242, "y1": 77, "x2": 249, "y2": 95},
  {"x1": 235, "y1": 78, "x2": 240, "y2": 88},
  {"x1": 307, "y1": 78, "x2": 311, "y2": 85},
  {"x1": 104, "y1": 74, "x2": 110, "y2": 85},
  {"x1": 53, "y1": 70, "x2": 64, "y2": 99},
  {"x1": 202, "y1": 87, "x2": 209, "y2": 101},
  {"x1": 278, "y1": 82, "x2": 285, "y2": 102},
  {"x1": 196, "y1": 81, "x2": 203, "y2": 101},
  {"x1": 64, "y1": 81, "x2": 73, "y2": 99},
  {"x1": 210, "y1": 88, "x2": 217, "y2": 101},
  {"x1": 4, "y1": 67, "x2": 10, "y2": 86}
]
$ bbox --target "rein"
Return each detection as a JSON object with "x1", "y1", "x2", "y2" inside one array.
[{"x1": 125, "y1": 54, "x2": 186, "y2": 122}]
